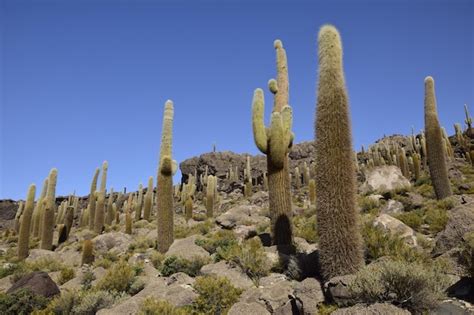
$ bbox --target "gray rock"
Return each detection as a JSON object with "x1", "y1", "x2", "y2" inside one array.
[
  {"x1": 25, "y1": 249, "x2": 61, "y2": 263},
  {"x1": 294, "y1": 277, "x2": 324, "y2": 315},
  {"x1": 165, "y1": 234, "x2": 210, "y2": 260},
  {"x1": 93, "y1": 232, "x2": 133, "y2": 255},
  {"x1": 373, "y1": 214, "x2": 417, "y2": 246},
  {"x1": 200, "y1": 261, "x2": 254, "y2": 290},
  {"x1": 380, "y1": 200, "x2": 404, "y2": 215},
  {"x1": 361, "y1": 166, "x2": 411, "y2": 194},
  {"x1": 228, "y1": 302, "x2": 271, "y2": 315},
  {"x1": 7, "y1": 271, "x2": 60, "y2": 298},
  {"x1": 332, "y1": 303, "x2": 411, "y2": 315},
  {"x1": 215, "y1": 205, "x2": 269, "y2": 229},
  {"x1": 431, "y1": 298, "x2": 474, "y2": 315},
  {"x1": 324, "y1": 275, "x2": 356, "y2": 307}
]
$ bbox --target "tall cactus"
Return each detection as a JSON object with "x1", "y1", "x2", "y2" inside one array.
[
  {"x1": 88, "y1": 168, "x2": 100, "y2": 230},
  {"x1": 465, "y1": 104, "x2": 472, "y2": 132},
  {"x1": 94, "y1": 161, "x2": 108, "y2": 234},
  {"x1": 206, "y1": 175, "x2": 216, "y2": 217},
  {"x1": 143, "y1": 176, "x2": 154, "y2": 221},
  {"x1": 105, "y1": 188, "x2": 114, "y2": 226},
  {"x1": 41, "y1": 168, "x2": 58, "y2": 250},
  {"x1": 424, "y1": 77, "x2": 452, "y2": 200},
  {"x1": 314, "y1": 25, "x2": 364, "y2": 280},
  {"x1": 252, "y1": 40, "x2": 294, "y2": 248},
  {"x1": 156, "y1": 100, "x2": 177, "y2": 253},
  {"x1": 18, "y1": 184, "x2": 36, "y2": 260},
  {"x1": 134, "y1": 184, "x2": 144, "y2": 221},
  {"x1": 32, "y1": 177, "x2": 48, "y2": 238}
]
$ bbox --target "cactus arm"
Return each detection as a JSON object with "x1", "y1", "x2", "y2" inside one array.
[
  {"x1": 281, "y1": 105, "x2": 293, "y2": 149},
  {"x1": 252, "y1": 88, "x2": 268, "y2": 154}
]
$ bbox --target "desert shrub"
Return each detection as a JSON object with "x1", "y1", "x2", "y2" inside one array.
[
  {"x1": 0, "y1": 263, "x2": 22, "y2": 279},
  {"x1": 317, "y1": 303, "x2": 338, "y2": 315},
  {"x1": 350, "y1": 259, "x2": 449, "y2": 313},
  {"x1": 195, "y1": 230, "x2": 238, "y2": 258},
  {"x1": 57, "y1": 267, "x2": 75, "y2": 285},
  {"x1": 293, "y1": 214, "x2": 318, "y2": 243},
  {"x1": 46, "y1": 289, "x2": 116, "y2": 315},
  {"x1": 461, "y1": 231, "x2": 474, "y2": 278},
  {"x1": 192, "y1": 276, "x2": 242, "y2": 315},
  {"x1": 159, "y1": 255, "x2": 209, "y2": 277},
  {"x1": 138, "y1": 298, "x2": 187, "y2": 315},
  {"x1": 424, "y1": 207, "x2": 448, "y2": 233},
  {"x1": 174, "y1": 221, "x2": 212, "y2": 239},
  {"x1": 223, "y1": 237, "x2": 271, "y2": 285},
  {"x1": 192, "y1": 213, "x2": 208, "y2": 222},
  {"x1": 415, "y1": 183, "x2": 435, "y2": 198},
  {"x1": 93, "y1": 251, "x2": 119, "y2": 269},
  {"x1": 81, "y1": 267, "x2": 96, "y2": 290},
  {"x1": 150, "y1": 252, "x2": 165, "y2": 269},
  {"x1": 0, "y1": 289, "x2": 49, "y2": 315},
  {"x1": 358, "y1": 196, "x2": 380, "y2": 214},
  {"x1": 128, "y1": 236, "x2": 155, "y2": 253},
  {"x1": 395, "y1": 210, "x2": 423, "y2": 230},
  {"x1": 95, "y1": 260, "x2": 135, "y2": 293},
  {"x1": 362, "y1": 221, "x2": 428, "y2": 263},
  {"x1": 11, "y1": 257, "x2": 65, "y2": 283}
]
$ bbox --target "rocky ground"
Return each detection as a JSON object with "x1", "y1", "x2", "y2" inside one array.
[{"x1": 0, "y1": 136, "x2": 473, "y2": 315}]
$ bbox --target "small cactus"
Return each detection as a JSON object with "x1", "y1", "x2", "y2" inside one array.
[
  {"x1": 105, "y1": 188, "x2": 114, "y2": 226},
  {"x1": 18, "y1": 184, "x2": 36, "y2": 260},
  {"x1": 134, "y1": 184, "x2": 144, "y2": 221},
  {"x1": 81, "y1": 239, "x2": 94, "y2": 265}
]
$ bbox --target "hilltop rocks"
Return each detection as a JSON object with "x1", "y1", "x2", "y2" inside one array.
[
  {"x1": 7, "y1": 271, "x2": 60, "y2": 298},
  {"x1": 361, "y1": 166, "x2": 411, "y2": 194}
]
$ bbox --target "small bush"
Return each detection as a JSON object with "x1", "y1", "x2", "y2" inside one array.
[
  {"x1": 293, "y1": 214, "x2": 318, "y2": 243},
  {"x1": 128, "y1": 236, "x2": 155, "y2": 253},
  {"x1": 192, "y1": 276, "x2": 242, "y2": 315},
  {"x1": 139, "y1": 298, "x2": 187, "y2": 315},
  {"x1": 11, "y1": 258, "x2": 65, "y2": 283},
  {"x1": 350, "y1": 259, "x2": 449, "y2": 313},
  {"x1": 195, "y1": 230, "x2": 238, "y2": 258},
  {"x1": 93, "y1": 251, "x2": 119, "y2": 269},
  {"x1": 95, "y1": 260, "x2": 135, "y2": 293},
  {"x1": 81, "y1": 267, "x2": 96, "y2": 290},
  {"x1": 174, "y1": 221, "x2": 212, "y2": 239},
  {"x1": 0, "y1": 289, "x2": 49, "y2": 315},
  {"x1": 57, "y1": 267, "x2": 75, "y2": 285},
  {"x1": 150, "y1": 252, "x2": 165, "y2": 269},
  {"x1": 358, "y1": 196, "x2": 380, "y2": 214},
  {"x1": 424, "y1": 207, "x2": 448, "y2": 234},
  {"x1": 395, "y1": 210, "x2": 423, "y2": 230},
  {"x1": 461, "y1": 231, "x2": 474, "y2": 278},
  {"x1": 159, "y1": 255, "x2": 209, "y2": 277},
  {"x1": 46, "y1": 289, "x2": 116, "y2": 315}
]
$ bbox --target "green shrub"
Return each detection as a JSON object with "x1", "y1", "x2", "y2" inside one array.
[
  {"x1": 174, "y1": 221, "x2": 212, "y2": 239},
  {"x1": 11, "y1": 258, "x2": 65, "y2": 283},
  {"x1": 46, "y1": 289, "x2": 116, "y2": 315},
  {"x1": 0, "y1": 289, "x2": 49, "y2": 315},
  {"x1": 192, "y1": 276, "x2": 242, "y2": 315},
  {"x1": 95, "y1": 260, "x2": 136, "y2": 293},
  {"x1": 128, "y1": 236, "x2": 155, "y2": 253},
  {"x1": 395, "y1": 210, "x2": 423, "y2": 230},
  {"x1": 57, "y1": 267, "x2": 75, "y2": 285},
  {"x1": 358, "y1": 196, "x2": 380, "y2": 214},
  {"x1": 139, "y1": 298, "x2": 187, "y2": 315},
  {"x1": 93, "y1": 251, "x2": 119, "y2": 269},
  {"x1": 293, "y1": 214, "x2": 318, "y2": 243},
  {"x1": 350, "y1": 259, "x2": 449, "y2": 313},
  {"x1": 0, "y1": 263, "x2": 22, "y2": 279},
  {"x1": 159, "y1": 255, "x2": 209, "y2": 277},
  {"x1": 81, "y1": 267, "x2": 96, "y2": 290},
  {"x1": 461, "y1": 231, "x2": 474, "y2": 278},
  {"x1": 195, "y1": 230, "x2": 238, "y2": 257},
  {"x1": 150, "y1": 252, "x2": 165, "y2": 269},
  {"x1": 424, "y1": 207, "x2": 448, "y2": 234}
]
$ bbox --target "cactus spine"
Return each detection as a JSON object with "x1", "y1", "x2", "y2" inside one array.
[
  {"x1": 88, "y1": 168, "x2": 100, "y2": 230},
  {"x1": 314, "y1": 25, "x2": 364, "y2": 280},
  {"x1": 40, "y1": 169, "x2": 58, "y2": 250},
  {"x1": 156, "y1": 100, "x2": 177, "y2": 253},
  {"x1": 252, "y1": 40, "x2": 294, "y2": 248},
  {"x1": 143, "y1": 176, "x2": 154, "y2": 222},
  {"x1": 424, "y1": 77, "x2": 452, "y2": 199},
  {"x1": 18, "y1": 184, "x2": 36, "y2": 260},
  {"x1": 94, "y1": 161, "x2": 108, "y2": 233}
]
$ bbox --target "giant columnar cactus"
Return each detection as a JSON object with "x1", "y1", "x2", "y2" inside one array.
[
  {"x1": 465, "y1": 104, "x2": 472, "y2": 132},
  {"x1": 134, "y1": 184, "x2": 144, "y2": 221},
  {"x1": 94, "y1": 161, "x2": 108, "y2": 233},
  {"x1": 64, "y1": 205, "x2": 74, "y2": 238},
  {"x1": 252, "y1": 40, "x2": 294, "y2": 247},
  {"x1": 143, "y1": 176, "x2": 154, "y2": 222},
  {"x1": 14, "y1": 202, "x2": 24, "y2": 234},
  {"x1": 18, "y1": 184, "x2": 36, "y2": 260},
  {"x1": 32, "y1": 177, "x2": 48, "y2": 238},
  {"x1": 88, "y1": 168, "x2": 100, "y2": 230},
  {"x1": 156, "y1": 100, "x2": 177, "y2": 253},
  {"x1": 105, "y1": 188, "x2": 114, "y2": 226},
  {"x1": 41, "y1": 168, "x2": 58, "y2": 250},
  {"x1": 206, "y1": 175, "x2": 216, "y2": 217},
  {"x1": 424, "y1": 77, "x2": 452, "y2": 199},
  {"x1": 81, "y1": 239, "x2": 94, "y2": 266},
  {"x1": 314, "y1": 25, "x2": 364, "y2": 280}
]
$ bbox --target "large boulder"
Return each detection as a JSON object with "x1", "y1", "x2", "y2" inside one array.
[
  {"x1": 200, "y1": 261, "x2": 254, "y2": 290},
  {"x1": 25, "y1": 249, "x2": 60, "y2": 264},
  {"x1": 215, "y1": 205, "x2": 269, "y2": 229},
  {"x1": 7, "y1": 271, "x2": 60, "y2": 298},
  {"x1": 228, "y1": 302, "x2": 270, "y2": 315},
  {"x1": 165, "y1": 235, "x2": 210, "y2": 260},
  {"x1": 361, "y1": 166, "x2": 411, "y2": 194},
  {"x1": 373, "y1": 214, "x2": 417, "y2": 246},
  {"x1": 380, "y1": 200, "x2": 404, "y2": 215},
  {"x1": 324, "y1": 275, "x2": 356, "y2": 307},
  {"x1": 433, "y1": 198, "x2": 474, "y2": 256},
  {"x1": 332, "y1": 303, "x2": 410, "y2": 315},
  {"x1": 92, "y1": 232, "x2": 133, "y2": 255},
  {"x1": 0, "y1": 200, "x2": 19, "y2": 228},
  {"x1": 294, "y1": 277, "x2": 325, "y2": 315}
]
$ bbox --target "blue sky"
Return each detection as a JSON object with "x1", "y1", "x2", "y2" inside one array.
[{"x1": 1, "y1": 0, "x2": 473, "y2": 199}]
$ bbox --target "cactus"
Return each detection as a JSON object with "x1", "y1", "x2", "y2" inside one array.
[
  {"x1": 465, "y1": 104, "x2": 472, "y2": 131},
  {"x1": 308, "y1": 179, "x2": 316, "y2": 205},
  {"x1": 424, "y1": 77, "x2": 452, "y2": 200},
  {"x1": 206, "y1": 175, "x2": 216, "y2": 217},
  {"x1": 314, "y1": 25, "x2": 364, "y2": 280},
  {"x1": 398, "y1": 147, "x2": 409, "y2": 178},
  {"x1": 185, "y1": 197, "x2": 193, "y2": 220},
  {"x1": 105, "y1": 188, "x2": 114, "y2": 226},
  {"x1": 88, "y1": 168, "x2": 100, "y2": 230},
  {"x1": 294, "y1": 167, "x2": 301, "y2": 189},
  {"x1": 244, "y1": 156, "x2": 253, "y2": 197},
  {"x1": 302, "y1": 162, "x2": 310, "y2": 186},
  {"x1": 14, "y1": 202, "x2": 24, "y2": 234},
  {"x1": 64, "y1": 206, "x2": 74, "y2": 238},
  {"x1": 57, "y1": 224, "x2": 68, "y2": 245},
  {"x1": 41, "y1": 168, "x2": 58, "y2": 250},
  {"x1": 156, "y1": 100, "x2": 177, "y2": 253},
  {"x1": 412, "y1": 153, "x2": 421, "y2": 181},
  {"x1": 134, "y1": 184, "x2": 144, "y2": 221},
  {"x1": 32, "y1": 177, "x2": 48, "y2": 238},
  {"x1": 125, "y1": 194, "x2": 133, "y2": 235},
  {"x1": 143, "y1": 176, "x2": 154, "y2": 222},
  {"x1": 81, "y1": 239, "x2": 94, "y2": 265},
  {"x1": 263, "y1": 172, "x2": 268, "y2": 191},
  {"x1": 94, "y1": 161, "x2": 108, "y2": 234},
  {"x1": 18, "y1": 184, "x2": 36, "y2": 260},
  {"x1": 251, "y1": 39, "x2": 294, "y2": 248}
]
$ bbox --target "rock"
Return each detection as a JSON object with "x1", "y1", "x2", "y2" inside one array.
[
  {"x1": 432, "y1": 298, "x2": 474, "y2": 315},
  {"x1": 294, "y1": 277, "x2": 324, "y2": 315},
  {"x1": 200, "y1": 261, "x2": 254, "y2": 290},
  {"x1": 274, "y1": 297, "x2": 303, "y2": 315},
  {"x1": 0, "y1": 199, "x2": 19, "y2": 223},
  {"x1": 332, "y1": 303, "x2": 411, "y2": 315},
  {"x1": 373, "y1": 214, "x2": 417, "y2": 246},
  {"x1": 447, "y1": 277, "x2": 474, "y2": 304},
  {"x1": 25, "y1": 249, "x2": 60, "y2": 263},
  {"x1": 249, "y1": 191, "x2": 269, "y2": 208},
  {"x1": 294, "y1": 237, "x2": 318, "y2": 253},
  {"x1": 165, "y1": 235, "x2": 210, "y2": 260},
  {"x1": 406, "y1": 192, "x2": 425, "y2": 209},
  {"x1": 228, "y1": 302, "x2": 271, "y2": 315},
  {"x1": 436, "y1": 248, "x2": 469, "y2": 277},
  {"x1": 234, "y1": 225, "x2": 258, "y2": 241},
  {"x1": 360, "y1": 166, "x2": 411, "y2": 194},
  {"x1": 215, "y1": 205, "x2": 269, "y2": 229},
  {"x1": 92, "y1": 232, "x2": 133, "y2": 255},
  {"x1": 380, "y1": 200, "x2": 404, "y2": 215},
  {"x1": 7, "y1": 271, "x2": 60, "y2": 298},
  {"x1": 0, "y1": 275, "x2": 13, "y2": 292},
  {"x1": 433, "y1": 198, "x2": 474, "y2": 256},
  {"x1": 324, "y1": 275, "x2": 356, "y2": 307}
]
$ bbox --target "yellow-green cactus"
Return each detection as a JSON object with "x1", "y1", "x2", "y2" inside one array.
[
  {"x1": 424, "y1": 77, "x2": 452, "y2": 199},
  {"x1": 81, "y1": 239, "x2": 94, "y2": 265},
  {"x1": 206, "y1": 175, "x2": 216, "y2": 217},
  {"x1": 88, "y1": 168, "x2": 100, "y2": 230},
  {"x1": 185, "y1": 197, "x2": 193, "y2": 221},
  {"x1": 18, "y1": 184, "x2": 36, "y2": 260},
  {"x1": 94, "y1": 161, "x2": 108, "y2": 233},
  {"x1": 143, "y1": 176, "x2": 154, "y2": 222},
  {"x1": 32, "y1": 177, "x2": 48, "y2": 238},
  {"x1": 156, "y1": 100, "x2": 177, "y2": 253},
  {"x1": 134, "y1": 183, "x2": 144, "y2": 221},
  {"x1": 41, "y1": 168, "x2": 58, "y2": 250},
  {"x1": 314, "y1": 25, "x2": 364, "y2": 280},
  {"x1": 251, "y1": 39, "x2": 294, "y2": 248},
  {"x1": 308, "y1": 179, "x2": 316, "y2": 205}
]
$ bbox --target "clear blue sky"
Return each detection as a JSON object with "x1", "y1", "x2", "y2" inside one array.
[{"x1": 1, "y1": 0, "x2": 473, "y2": 200}]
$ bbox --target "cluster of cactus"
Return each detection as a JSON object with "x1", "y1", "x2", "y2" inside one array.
[
  {"x1": 226, "y1": 165, "x2": 239, "y2": 182},
  {"x1": 93, "y1": 161, "x2": 108, "y2": 234},
  {"x1": 244, "y1": 156, "x2": 253, "y2": 197},
  {"x1": 156, "y1": 100, "x2": 177, "y2": 253},
  {"x1": 314, "y1": 25, "x2": 364, "y2": 280},
  {"x1": 40, "y1": 168, "x2": 58, "y2": 250},
  {"x1": 424, "y1": 76, "x2": 453, "y2": 200},
  {"x1": 252, "y1": 39, "x2": 294, "y2": 248}
]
